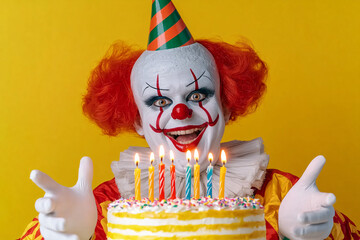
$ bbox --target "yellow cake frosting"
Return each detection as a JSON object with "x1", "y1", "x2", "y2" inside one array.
[{"x1": 107, "y1": 197, "x2": 266, "y2": 240}]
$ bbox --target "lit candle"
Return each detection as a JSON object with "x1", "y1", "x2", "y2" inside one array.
[
  {"x1": 159, "y1": 145, "x2": 165, "y2": 201},
  {"x1": 219, "y1": 150, "x2": 227, "y2": 199},
  {"x1": 206, "y1": 153, "x2": 214, "y2": 198},
  {"x1": 185, "y1": 150, "x2": 192, "y2": 200},
  {"x1": 149, "y1": 152, "x2": 155, "y2": 202},
  {"x1": 170, "y1": 150, "x2": 176, "y2": 200},
  {"x1": 134, "y1": 153, "x2": 141, "y2": 201},
  {"x1": 194, "y1": 149, "x2": 200, "y2": 199}
]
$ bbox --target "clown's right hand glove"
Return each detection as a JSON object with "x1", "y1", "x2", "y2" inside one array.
[
  {"x1": 278, "y1": 156, "x2": 335, "y2": 240},
  {"x1": 30, "y1": 157, "x2": 97, "y2": 240}
]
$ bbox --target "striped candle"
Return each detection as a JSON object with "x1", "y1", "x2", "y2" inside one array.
[
  {"x1": 194, "y1": 149, "x2": 200, "y2": 199},
  {"x1": 134, "y1": 153, "x2": 141, "y2": 201},
  {"x1": 185, "y1": 150, "x2": 191, "y2": 200},
  {"x1": 148, "y1": 152, "x2": 155, "y2": 202},
  {"x1": 206, "y1": 153, "x2": 214, "y2": 198},
  {"x1": 219, "y1": 150, "x2": 227, "y2": 199},
  {"x1": 170, "y1": 150, "x2": 176, "y2": 200},
  {"x1": 159, "y1": 146, "x2": 165, "y2": 201}
]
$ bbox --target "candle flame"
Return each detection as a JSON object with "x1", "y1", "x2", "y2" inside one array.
[
  {"x1": 150, "y1": 152, "x2": 154, "y2": 164},
  {"x1": 159, "y1": 145, "x2": 165, "y2": 158},
  {"x1": 208, "y1": 152, "x2": 213, "y2": 163},
  {"x1": 135, "y1": 153, "x2": 140, "y2": 165},
  {"x1": 194, "y1": 149, "x2": 199, "y2": 161},
  {"x1": 186, "y1": 150, "x2": 191, "y2": 162},
  {"x1": 221, "y1": 150, "x2": 226, "y2": 164},
  {"x1": 170, "y1": 150, "x2": 174, "y2": 162}
]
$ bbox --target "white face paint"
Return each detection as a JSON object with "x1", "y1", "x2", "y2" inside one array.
[{"x1": 131, "y1": 43, "x2": 226, "y2": 174}]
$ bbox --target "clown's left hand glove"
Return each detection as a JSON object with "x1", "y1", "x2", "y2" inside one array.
[
  {"x1": 278, "y1": 155, "x2": 336, "y2": 240},
  {"x1": 30, "y1": 157, "x2": 97, "y2": 240}
]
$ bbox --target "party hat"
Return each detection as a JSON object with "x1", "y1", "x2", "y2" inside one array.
[{"x1": 147, "y1": 0, "x2": 195, "y2": 51}]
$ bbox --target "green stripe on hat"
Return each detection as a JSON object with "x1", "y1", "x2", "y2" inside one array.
[
  {"x1": 147, "y1": 0, "x2": 195, "y2": 51},
  {"x1": 148, "y1": 9, "x2": 180, "y2": 45},
  {"x1": 156, "y1": 27, "x2": 192, "y2": 50},
  {"x1": 151, "y1": 0, "x2": 171, "y2": 18}
]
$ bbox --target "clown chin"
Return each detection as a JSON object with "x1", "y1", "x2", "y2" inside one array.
[{"x1": 164, "y1": 123, "x2": 208, "y2": 152}]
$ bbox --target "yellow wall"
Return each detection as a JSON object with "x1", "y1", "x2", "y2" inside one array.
[{"x1": 1, "y1": 1, "x2": 359, "y2": 238}]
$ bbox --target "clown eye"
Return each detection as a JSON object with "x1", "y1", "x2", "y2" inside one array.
[
  {"x1": 186, "y1": 88, "x2": 214, "y2": 103},
  {"x1": 153, "y1": 98, "x2": 172, "y2": 107},
  {"x1": 145, "y1": 96, "x2": 173, "y2": 108},
  {"x1": 189, "y1": 92, "x2": 206, "y2": 102}
]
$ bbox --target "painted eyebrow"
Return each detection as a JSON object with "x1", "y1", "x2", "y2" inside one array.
[
  {"x1": 186, "y1": 70, "x2": 211, "y2": 87},
  {"x1": 142, "y1": 82, "x2": 170, "y2": 96}
]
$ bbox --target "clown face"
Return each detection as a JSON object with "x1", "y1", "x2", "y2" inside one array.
[{"x1": 131, "y1": 43, "x2": 226, "y2": 174}]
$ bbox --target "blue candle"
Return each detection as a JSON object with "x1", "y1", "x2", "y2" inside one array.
[
  {"x1": 185, "y1": 150, "x2": 192, "y2": 200},
  {"x1": 206, "y1": 153, "x2": 214, "y2": 198}
]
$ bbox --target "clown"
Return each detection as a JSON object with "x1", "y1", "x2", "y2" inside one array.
[
  {"x1": 131, "y1": 42, "x2": 226, "y2": 173},
  {"x1": 21, "y1": 1, "x2": 359, "y2": 240}
]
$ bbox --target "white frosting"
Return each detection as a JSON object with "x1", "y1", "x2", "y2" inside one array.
[{"x1": 243, "y1": 214, "x2": 266, "y2": 222}]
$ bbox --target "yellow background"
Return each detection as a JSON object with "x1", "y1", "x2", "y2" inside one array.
[{"x1": 1, "y1": 1, "x2": 359, "y2": 239}]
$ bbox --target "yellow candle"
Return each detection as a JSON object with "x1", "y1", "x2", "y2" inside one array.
[
  {"x1": 134, "y1": 153, "x2": 141, "y2": 201},
  {"x1": 149, "y1": 152, "x2": 155, "y2": 202},
  {"x1": 194, "y1": 149, "x2": 200, "y2": 199},
  {"x1": 219, "y1": 150, "x2": 227, "y2": 199}
]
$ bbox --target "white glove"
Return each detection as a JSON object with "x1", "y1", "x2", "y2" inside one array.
[
  {"x1": 278, "y1": 155, "x2": 336, "y2": 240},
  {"x1": 30, "y1": 157, "x2": 97, "y2": 240}
]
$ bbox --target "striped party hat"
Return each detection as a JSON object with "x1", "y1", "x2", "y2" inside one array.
[{"x1": 147, "y1": 0, "x2": 195, "y2": 51}]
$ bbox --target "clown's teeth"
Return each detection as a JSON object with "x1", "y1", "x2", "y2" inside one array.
[{"x1": 167, "y1": 127, "x2": 203, "y2": 136}]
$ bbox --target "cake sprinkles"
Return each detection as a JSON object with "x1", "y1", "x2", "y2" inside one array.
[{"x1": 108, "y1": 197, "x2": 263, "y2": 213}]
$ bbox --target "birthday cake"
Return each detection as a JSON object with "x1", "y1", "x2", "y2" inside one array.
[{"x1": 107, "y1": 197, "x2": 266, "y2": 240}]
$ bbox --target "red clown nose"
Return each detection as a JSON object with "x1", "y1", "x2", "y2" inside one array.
[{"x1": 171, "y1": 104, "x2": 193, "y2": 120}]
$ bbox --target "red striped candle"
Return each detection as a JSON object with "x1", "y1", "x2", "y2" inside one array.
[
  {"x1": 170, "y1": 150, "x2": 176, "y2": 200},
  {"x1": 159, "y1": 145, "x2": 165, "y2": 201}
]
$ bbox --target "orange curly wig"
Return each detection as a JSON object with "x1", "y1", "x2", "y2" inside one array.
[{"x1": 83, "y1": 40, "x2": 267, "y2": 136}]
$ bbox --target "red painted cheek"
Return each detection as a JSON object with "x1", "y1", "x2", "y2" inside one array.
[
  {"x1": 189, "y1": 68, "x2": 219, "y2": 126},
  {"x1": 171, "y1": 103, "x2": 193, "y2": 120},
  {"x1": 150, "y1": 74, "x2": 165, "y2": 133}
]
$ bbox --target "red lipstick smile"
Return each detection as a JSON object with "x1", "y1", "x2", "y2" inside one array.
[
  {"x1": 163, "y1": 123, "x2": 207, "y2": 152},
  {"x1": 149, "y1": 115, "x2": 219, "y2": 152}
]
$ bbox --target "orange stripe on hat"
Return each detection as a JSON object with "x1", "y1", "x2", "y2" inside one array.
[
  {"x1": 147, "y1": 0, "x2": 195, "y2": 51},
  {"x1": 149, "y1": 2, "x2": 175, "y2": 32},
  {"x1": 180, "y1": 36, "x2": 195, "y2": 48},
  {"x1": 148, "y1": 18, "x2": 186, "y2": 51}
]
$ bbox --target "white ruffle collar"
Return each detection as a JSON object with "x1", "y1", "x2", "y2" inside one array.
[{"x1": 111, "y1": 138, "x2": 269, "y2": 199}]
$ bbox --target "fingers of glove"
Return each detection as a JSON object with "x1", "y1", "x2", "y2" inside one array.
[
  {"x1": 38, "y1": 213, "x2": 66, "y2": 232},
  {"x1": 35, "y1": 197, "x2": 56, "y2": 214},
  {"x1": 298, "y1": 155, "x2": 326, "y2": 188},
  {"x1": 293, "y1": 220, "x2": 333, "y2": 238},
  {"x1": 75, "y1": 156, "x2": 93, "y2": 191},
  {"x1": 30, "y1": 170, "x2": 61, "y2": 194},
  {"x1": 40, "y1": 226, "x2": 80, "y2": 240},
  {"x1": 315, "y1": 192, "x2": 336, "y2": 207},
  {"x1": 298, "y1": 207, "x2": 335, "y2": 224}
]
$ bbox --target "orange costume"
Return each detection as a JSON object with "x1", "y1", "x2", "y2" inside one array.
[{"x1": 20, "y1": 169, "x2": 360, "y2": 240}]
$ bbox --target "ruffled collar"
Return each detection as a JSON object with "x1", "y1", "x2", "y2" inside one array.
[{"x1": 111, "y1": 138, "x2": 269, "y2": 199}]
